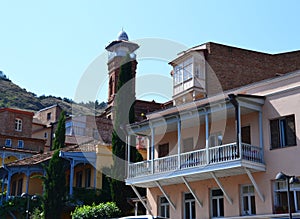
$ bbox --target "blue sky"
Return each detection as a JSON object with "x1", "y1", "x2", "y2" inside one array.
[{"x1": 1, "y1": 0, "x2": 300, "y2": 103}]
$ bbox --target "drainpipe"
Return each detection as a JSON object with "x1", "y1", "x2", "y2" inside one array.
[{"x1": 228, "y1": 94, "x2": 241, "y2": 158}]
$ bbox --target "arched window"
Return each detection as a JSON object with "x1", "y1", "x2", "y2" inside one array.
[{"x1": 15, "y1": 118, "x2": 22, "y2": 131}]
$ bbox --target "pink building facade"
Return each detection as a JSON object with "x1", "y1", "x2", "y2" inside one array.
[{"x1": 125, "y1": 43, "x2": 300, "y2": 219}]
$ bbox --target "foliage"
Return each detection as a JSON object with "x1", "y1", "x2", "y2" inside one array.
[
  {"x1": 110, "y1": 54, "x2": 144, "y2": 214},
  {"x1": 30, "y1": 207, "x2": 44, "y2": 219},
  {"x1": 42, "y1": 150, "x2": 67, "y2": 219},
  {"x1": 72, "y1": 186, "x2": 111, "y2": 206},
  {"x1": 71, "y1": 202, "x2": 121, "y2": 219},
  {"x1": 51, "y1": 111, "x2": 66, "y2": 150},
  {"x1": 0, "y1": 196, "x2": 42, "y2": 218}
]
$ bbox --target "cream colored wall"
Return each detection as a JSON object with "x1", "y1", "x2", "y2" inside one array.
[
  {"x1": 148, "y1": 173, "x2": 273, "y2": 218},
  {"x1": 28, "y1": 173, "x2": 43, "y2": 195},
  {"x1": 150, "y1": 111, "x2": 261, "y2": 159},
  {"x1": 261, "y1": 87, "x2": 300, "y2": 180}
]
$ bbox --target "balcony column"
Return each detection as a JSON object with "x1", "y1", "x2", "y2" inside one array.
[
  {"x1": 150, "y1": 125, "x2": 155, "y2": 174},
  {"x1": 238, "y1": 104, "x2": 242, "y2": 158},
  {"x1": 25, "y1": 169, "x2": 30, "y2": 194},
  {"x1": 0, "y1": 175, "x2": 5, "y2": 205},
  {"x1": 205, "y1": 112, "x2": 209, "y2": 164},
  {"x1": 6, "y1": 172, "x2": 12, "y2": 201},
  {"x1": 228, "y1": 94, "x2": 241, "y2": 158},
  {"x1": 127, "y1": 135, "x2": 131, "y2": 177},
  {"x1": 69, "y1": 159, "x2": 75, "y2": 196},
  {"x1": 2, "y1": 153, "x2": 5, "y2": 166},
  {"x1": 258, "y1": 111, "x2": 264, "y2": 162},
  {"x1": 177, "y1": 118, "x2": 182, "y2": 169}
]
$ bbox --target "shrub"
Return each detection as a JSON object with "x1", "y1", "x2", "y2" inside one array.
[{"x1": 71, "y1": 202, "x2": 121, "y2": 219}]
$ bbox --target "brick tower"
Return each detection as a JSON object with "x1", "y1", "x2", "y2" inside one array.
[{"x1": 105, "y1": 30, "x2": 139, "y2": 119}]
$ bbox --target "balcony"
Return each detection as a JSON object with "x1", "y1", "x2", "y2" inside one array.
[{"x1": 126, "y1": 143, "x2": 265, "y2": 187}]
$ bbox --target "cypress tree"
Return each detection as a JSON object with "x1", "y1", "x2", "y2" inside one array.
[
  {"x1": 42, "y1": 150, "x2": 67, "y2": 219},
  {"x1": 52, "y1": 111, "x2": 66, "y2": 150},
  {"x1": 110, "y1": 54, "x2": 143, "y2": 214}
]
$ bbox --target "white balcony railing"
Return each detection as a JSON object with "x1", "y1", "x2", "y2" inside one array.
[{"x1": 128, "y1": 143, "x2": 263, "y2": 179}]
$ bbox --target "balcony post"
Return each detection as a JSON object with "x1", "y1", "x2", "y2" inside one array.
[
  {"x1": 258, "y1": 111, "x2": 264, "y2": 162},
  {"x1": 150, "y1": 126, "x2": 155, "y2": 174},
  {"x1": 25, "y1": 169, "x2": 30, "y2": 194},
  {"x1": 238, "y1": 104, "x2": 242, "y2": 159},
  {"x1": 69, "y1": 159, "x2": 75, "y2": 196},
  {"x1": 205, "y1": 112, "x2": 209, "y2": 164},
  {"x1": 127, "y1": 135, "x2": 131, "y2": 177},
  {"x1": 6, "y1": 172, "x2": 12, "y2": 201},
  {"x1": 228, "y1": 94, "x2": 241, "y2": 159},
  {"x1": 177, "y1": 118, "x2": 181, "y2": 169}
]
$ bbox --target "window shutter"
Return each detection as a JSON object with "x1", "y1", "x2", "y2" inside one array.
[
  {"x1": 286, "y1": 115, "x2": 296, "y2": 146},
  {"x1": 270, "y1": 119, "x2": 280, "y2": 149}
]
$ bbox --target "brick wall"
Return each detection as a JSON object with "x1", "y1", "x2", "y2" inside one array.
[
  {"x1": 0, "y1": 110, "x2": 33, "y2": 138},
  {"x1": 0, "y1": 135, "x2": 45, "y2": 152},
  {"x1": 205, "y1": 42, "x2": 300, "y2": 95}
]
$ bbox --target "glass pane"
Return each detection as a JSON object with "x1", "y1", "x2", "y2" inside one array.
[
  {"x1": 212, "y1": 199, "x2": 218, "y2": 217},
  {"x1": 219, "y1": 198, "x2": 224, "y2": 216},
  {"x1": 243, "y1": 196, "x2": 249, "y2": 212},
  {"x1": 242, "y1": 186, "x2": 248, "y2": 194},
  {"x1": 249, "y1": 185, "x2": 254, "y2": 193},
  {"x1": 251, "y1": 196, "x2": 256, "y2": 214},
  {"x1": 166, "y1": 206, "x2": 170, "y2": 218},
  {"x1": 185, "y1": 193, "x2": 194, "y2": 200},
  {"x1": 191, "y1": 201, "x2": 196, "y2": 219},
  {"x1": 160, "y1": 206, "x2": 164, "y2": 216},
  {"x1": 160, "y1": 197, "x2": 168, "y2": 203},
  {"x1": 212, "y1": 189, "x2": 223, "y2": 196},
  {"x1": 185, "y1": 202, "x2": 190, "y2": 219},
  {"x1": 296, "y1": 191, "x2": 300, "y2": 211}
]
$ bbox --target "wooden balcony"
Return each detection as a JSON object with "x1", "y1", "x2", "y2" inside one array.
[{"x1": 126, "y1": 143, "x2": 265, "y2": 187}]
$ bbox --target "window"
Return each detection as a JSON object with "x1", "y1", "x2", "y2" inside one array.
[
  {"x1": 65, "y1": 121, "x2": 86, "y2": 136},
  {"x1": 174, "y1": 58, "x2": 193, "y2": 85},
  {"x1": 241, "y1": 185, "x2": 256, "y2": 215},
  {"x1": 184, "y1": 193, "x2": 196, "y2": 219},
  {"x1": 17, "y1": 140, "x2": 24, "y2": 148},
  {"x1": 76, "y1": 171, "x2": 83, "y2": 187},
  {"x1": 17, "y1": 178, "x2": 23, "y2": 196},
  {"x1": 159, "y1": 196, "x2": 170, "y2": 218},
  {"x1": 11, "y1": 181, "x2": 16, "y2": 196},
  {"x1": 47, "y1": 112, "x2": 51, "y2": 120},
  {"x1": 44, "y1": 132, "x2": 48, "y2": 138},
  {"x1": 183, "y1": 137, "x2": 194, "y2": 153},
  {"x1": 211, "y1": 189, "x2": 224, "y2": 217},
  {"x1": 274, "y1": 180, "x2": 300, "y2": 213},
  {"x1": 85, "y1": 168, "x2": 91, "y2": 188},
  {"x1": 270, "y1": 114, "x2": 296, "y2": 149},
  {"x1": 209, "y1": 133, "x2": 223, "y2": 147},
  {"x1": 158, "y1": 143, "x2": 169, "y2": 158},
  {"x1": 242, "y1": 126, "x2": 251, "y2": 144},
  {"x1": 15, "y1": 118, "x2": 22, "y2": 131},
  {"x1": 5, "y1": 139, "x2": 12, "y2": 147}
]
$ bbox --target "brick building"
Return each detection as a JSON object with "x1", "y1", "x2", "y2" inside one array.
[{"x1": 0, "y1": 108, "x2": 46, "y2": 165}]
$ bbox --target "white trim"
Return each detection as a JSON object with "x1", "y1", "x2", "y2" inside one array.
[
  {"x1": 244, "y1": 168, "x2": 265, "y2": 202},
  {"x1": 130, "y1": 185, "x2": 152, "y2": 215},
  {"x1": 211, "y1": 172, "x2": 233, "y2": 205},
  {"x1": 155, "y1": 181, "x2": 176, "y2": 210},
  {"x1": 182, "y1": 176, "x2": 202, "y2": 207}
]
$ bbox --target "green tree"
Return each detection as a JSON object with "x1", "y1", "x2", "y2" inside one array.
[
  {"x1": 110, "y1": 55, "x2": 143, "y2": 214},
  {"x1": 52, "y1": 111, "x2": 66, "y2": 150},
  {"x1": 42, "y1": 150, "x2": 67, "y2": 219}
]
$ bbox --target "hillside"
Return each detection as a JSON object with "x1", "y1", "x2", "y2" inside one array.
[{"x1": 0, "y1": 77, "x2": 106, "y2": 115}]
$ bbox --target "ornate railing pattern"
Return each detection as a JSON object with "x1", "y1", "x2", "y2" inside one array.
[{"x1": 128, "y1": 142, "x2": 263, "y2": 178}]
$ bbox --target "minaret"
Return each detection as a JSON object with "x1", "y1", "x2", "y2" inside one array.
[{"x1": 105, "y1": 30, "x2": 139, "y2": 119}]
